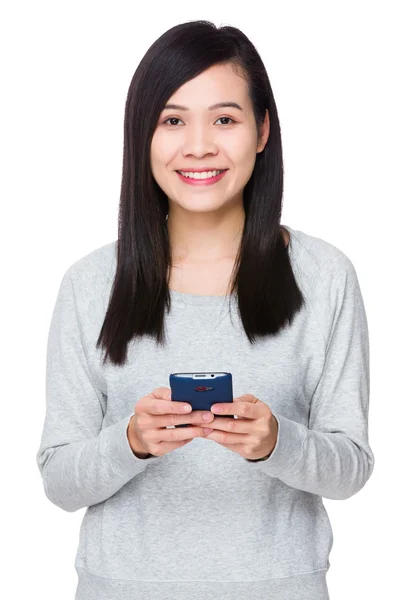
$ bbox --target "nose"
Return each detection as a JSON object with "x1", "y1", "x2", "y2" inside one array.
[{"x1": 181, "y1": 125, "x2": 218, "y2": 158}]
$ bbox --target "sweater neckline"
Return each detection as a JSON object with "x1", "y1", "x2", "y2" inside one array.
[{"x1": 169, "y1": 225, "x2": 297, "y2": 307}]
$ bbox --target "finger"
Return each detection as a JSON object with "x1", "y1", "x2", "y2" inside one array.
[
  {"x1": 211, "y1": 399, "x2": 256, "y2": 419},
  {"x1": 152, "y1": 386, "x2": 172, "y2": 399},
  {"x1": 203, "y1": 427, "x2": 250, "y2": 445},
  {"x1": 149, "y1": 425, "x2": 210, "y2": 443},
  {"x1": 140, "y1": 392, "x2": 192, "y2": 416},
  {"x1": 140, "y1": 410, "x2": 214, "y2": 430},
  {"x1": 203, "y1": 416, "x2": 251, "y2": 434}
]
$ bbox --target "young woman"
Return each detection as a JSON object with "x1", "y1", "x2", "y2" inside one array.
[{"x1": 36, "y1": 20, "x2": 374, "y2": 600}]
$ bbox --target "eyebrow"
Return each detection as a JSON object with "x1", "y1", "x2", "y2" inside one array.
[{"x1": 162, "y1": 102, "x2": 243, "y2": 112}]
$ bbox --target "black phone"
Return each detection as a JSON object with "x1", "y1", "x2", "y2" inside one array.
[{"x1": 169, "y1": 372, "x2": 234, "y2": 428}]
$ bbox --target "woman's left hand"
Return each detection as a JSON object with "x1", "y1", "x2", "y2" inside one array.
[{"x1": 203, "y1": 395, "x2": 278, "y2": 460}]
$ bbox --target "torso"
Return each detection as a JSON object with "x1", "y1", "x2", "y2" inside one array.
[{"x1": 168, "y1": 228, "x2": 290, "y2": 296}]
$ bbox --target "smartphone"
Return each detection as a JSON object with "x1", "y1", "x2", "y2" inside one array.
[{"x1": 169, "y1": 372, "x2": 234, "y2": 428}]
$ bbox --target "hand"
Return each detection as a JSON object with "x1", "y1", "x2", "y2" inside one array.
[
  {"x1": 127, "y1": 387, "x2": 216, "y2": 457},
  {"x1": 201, "y1": 394, "x2": 278, "y2": 460}
]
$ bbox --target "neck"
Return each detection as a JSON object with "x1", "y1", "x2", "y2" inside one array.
[{"x1": 167, "y1": 204, "x2": 245, "y2": 265}]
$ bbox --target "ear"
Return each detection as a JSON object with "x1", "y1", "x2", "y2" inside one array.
[{"x1": 256, "y1": 109, "x2": 270, "y2": 153}]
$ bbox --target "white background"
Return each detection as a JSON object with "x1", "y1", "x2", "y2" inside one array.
[{"x1": 1, "y1": 1, "x2": 405, "y2": 598}]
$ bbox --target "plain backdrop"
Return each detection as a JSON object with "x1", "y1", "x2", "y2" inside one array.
[{"x1": 1, "y1": 1, "x2": 405, "y2": 599}]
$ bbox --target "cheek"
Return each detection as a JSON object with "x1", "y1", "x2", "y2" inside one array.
[
  {"x1": 150, "y1": 133, "x2": 163, "y2": 162},
  {"x1": 230, "y1": 150, "x2": 258, "y2": 189},
  {"x1": 151, "y1": 133, "x2": 178, "y2": 168},
  {"x1": 229, "y1": 144, "x2": 258, "y2": 176},
  {"x1": 223, "y1": 130, "x2": 258, "y2": 162}
]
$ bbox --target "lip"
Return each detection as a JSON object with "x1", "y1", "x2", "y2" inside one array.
[
  {"x1": 176, "y1": 169, "x2": 228, "y2": 186},
  {"x1": 176, "y1": 168, "x2": 229, "y2": 173}
]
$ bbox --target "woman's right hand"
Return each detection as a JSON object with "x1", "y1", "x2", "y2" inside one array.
[{"x1": 127, "y1": 387, "x2": 214, "y2": 457}]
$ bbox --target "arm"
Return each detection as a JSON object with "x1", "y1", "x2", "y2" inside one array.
[
  {"x1": 249, "y1": 256, "x2": 375, "y2": 500},
  {"x1": 36, "y1": 267, "x2": 159, "y2": 513}
]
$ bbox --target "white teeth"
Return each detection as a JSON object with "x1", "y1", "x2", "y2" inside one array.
[{"x1": 179, "y1": 170, "x2": 223, "y2": 179}]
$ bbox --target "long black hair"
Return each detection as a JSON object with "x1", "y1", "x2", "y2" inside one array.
[{"x1": 96, "y1": 20, "x2": 305, "y2": 366}]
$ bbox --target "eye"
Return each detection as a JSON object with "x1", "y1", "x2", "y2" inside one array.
[
  {"x1": 162, "y1": 116, "x2": 236, "y2": 126},
  {"x1": 215, "y1": 117, "x2": 236, "y2": 125},
  {"x1": 163, "y1": 117, "x2": 184, "y2": 126}
]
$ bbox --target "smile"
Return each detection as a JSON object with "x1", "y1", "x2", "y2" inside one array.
[{"x1": 176, "y1": 169, "x2": 228, "y2": 186}]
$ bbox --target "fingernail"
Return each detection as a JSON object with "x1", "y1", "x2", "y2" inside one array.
[
  {"x1": 202, "y1": 428, "x2": 213, "y2": 435},
  {"x1": 202, "y1": 412, "x2": 213, "y2": 421}
]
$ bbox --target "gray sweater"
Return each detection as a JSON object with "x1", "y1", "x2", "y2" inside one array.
[{"x1": 36, "y1": 225, "x2": 374, "y2": 600}]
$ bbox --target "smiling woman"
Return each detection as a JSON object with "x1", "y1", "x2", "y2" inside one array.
[{"x1": 36, "y1": 18, "x2": 373, "y2": 600}]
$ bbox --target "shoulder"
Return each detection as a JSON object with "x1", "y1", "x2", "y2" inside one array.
[
  {"x1": 285, "y1": 225, "x2": 366, "y2": 344},
  {"x1": 285, "y1": 225, "x2": 359, "y2": 288},
  {"x1": 53, "y1": 242, "x2": 118, "y2": 320},
  {"x1": 64, "y1": 240, "x2": 117, "y2": 290}
]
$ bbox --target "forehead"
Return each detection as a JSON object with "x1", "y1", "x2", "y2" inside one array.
[{"x1": 165, "y1": 63, "x2": 249, "y2": 108}]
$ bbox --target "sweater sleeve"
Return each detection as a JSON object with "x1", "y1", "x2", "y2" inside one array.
[
  {"x1": 36, "y1": 267, "x2": 160, "y2": 513},
  {"x1": 248, "y1": 255, "x2": 375, "y2": 500}
]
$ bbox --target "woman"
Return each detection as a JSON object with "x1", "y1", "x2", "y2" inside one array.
[{"x1": 36, "y1": 20, "x2": 375, "y2": 600}]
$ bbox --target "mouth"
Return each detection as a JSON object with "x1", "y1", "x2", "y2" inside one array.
[
  {"x1": 175, "y1": 169, "x2": 228, "y2": 186},
  {"x1": 176, "y1": 169, "x2": 227, "y2": 179}
]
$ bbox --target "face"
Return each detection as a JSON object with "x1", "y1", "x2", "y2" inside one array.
[{"x1": 150, "y1": 62, "x2": 269, "y2": 217}]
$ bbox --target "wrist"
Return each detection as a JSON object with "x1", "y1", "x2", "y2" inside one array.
[{"x1": 127, "y1": 415, "x2": 151, "y2": 459}]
